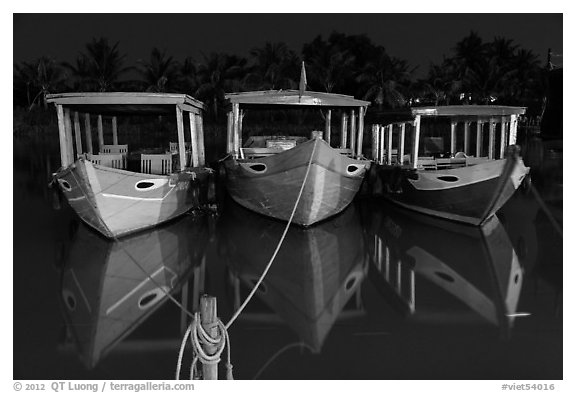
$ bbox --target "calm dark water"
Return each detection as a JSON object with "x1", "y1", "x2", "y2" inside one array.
[{"x1": 13, "y1": 135, "x2": 562, "y2": 380}]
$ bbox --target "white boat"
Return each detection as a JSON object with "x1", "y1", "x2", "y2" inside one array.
[
  {"x1": 222, "y1": 65, "x2": 372, "y2": 226},
  {"x1": 46, "y1": 92, "x2": 210, "y2": 238}
]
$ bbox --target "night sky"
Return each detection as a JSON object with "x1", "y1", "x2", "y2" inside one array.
[{"x1": 13, "y1": 13, "x2": 563, "y2": 78}]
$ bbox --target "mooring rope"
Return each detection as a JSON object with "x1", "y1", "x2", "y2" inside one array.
[
  {"x1": 176, "y1": 313, "x2": 233, "y2": 380},
  {"x1": 176, "y1": 139, "x2": 319, "y2": 379}
]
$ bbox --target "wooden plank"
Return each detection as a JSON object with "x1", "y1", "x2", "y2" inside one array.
[
  {"x1": 46, "y1": 92, "x2": 205, "y2": 111},
  {"x1": 476, "y1": 122, "x2": 483, "y2": 157},
  {"x1": 227, "y1": 112, "x2": 233, "y2": 154},
  {"x1": 386, "y1": 124, "x2": 393, "y2": 165},
  {"x1": 412, "y1": 116, "x2": 421, "y2": 169},
  {"x1": 450, "y1": 121, "x2": 457, "y2": 155},
  {"x1": 378, "y1": 125, "x2": 385, "y2": 164},
  {"x1": 200, "y1": 295, "x2": 218, "y2": 380},
  {"x1": 189, "y1": 112, "x2": 199, "y2": 167},
  {"x1": 84, "y1": 113, "x2": 93, "y2": 154},
  {"x1": 64, "y1": 108, "x2": 75, "y2": 163},
  {"x1": 399, "y1": 122, "x2": 406, "y2": 164},
  {"x1": 325, "y1": 109, "x2": 332, "y2": 146},
  {"x1": 196, "y1": 113, "x2": 205, "y2": 166},
  {"x1": 463, "y1": 121, "x2": 470, "y2": 155},
  {"x1": 349, "y1": 109, "x2": 356, "y2": 155},
  {"x1": 112, "y1": 116, "x2": 118, "y2": 145},
  {"x1": 175, "y1": 106, "x2": 187, "y2": 170},
  {"x1": 97, "y1": 114, "x2": 104, "y2": 148},
  {"x1": 371, "y1": 125, "x2": 378, "y2": 161},
  {"x1": 488, "y1": 119, "x2": 495, "y2": 160},
  {"x1": 340, "y1": 112, "x2": 348, "y2": 149},
  {"x1": 232, "y1": 104, "x2": 240, "y2": 158},
  {"x1": 56, "y1": 105, "x2": 70, "y2": 167},
  {"x1": 509, "y1": 114, "x2": 518, "y2": 145},
  {"x1": 499, "y1": 116, "x2": 507, "y2": 159},
  {"x1": 357, "y1": 106, "x2": 365, "y2": 157},
  {"x1": 73, "y1": 111, "x2": 83, "y2": 156}
]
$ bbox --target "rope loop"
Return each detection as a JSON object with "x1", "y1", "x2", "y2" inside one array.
[{"x1": 176, "y1": 313, "x2": 233, "y2": 380}]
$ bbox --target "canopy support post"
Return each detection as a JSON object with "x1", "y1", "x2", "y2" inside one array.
[
  {"x1": 356, "y1": 106, "x2": 365, "y2": 158},
  {"x1": 325, "y1": 109, "x2": 332, "y2": 146},
  {"x1": 399, "y1": 122, "x2": 406, "y2": 165},
  {"x1": 56, "y1": 104, "x2": 70, "y2": 167},
  {"x1": 197, "y1": 113, "x2": 205, "y2": 166},
  {"x1": 73, "y1": 111, "x2": 83, "y2": 157},
  {"x1": 189, "y1": 112, "x2": 199, "y2": 167},
  {"x1": 464, "y1": 121, "x2": 470, "y2": 155},
  {"x1": 340, "y1": 111, "x2": 348, "y2": 149},
  {"x1": 112, "y1": 116, "x2": 118, "y2": 145},
  {"x1": 176, "y1": 106, "x2": 187, "y2": 171},
  {"x1": 476, "y1": 122, "x2": 483, "y2": 157},
  {"x1": 84, "y1": 113, "x2": 93, "y2": 154},
  {"x1": 411, "y1": 116, "x2": 421, "y2": 169},
  {"x1": 97, "y1": 114, "x2": 104, "y2": 149}
]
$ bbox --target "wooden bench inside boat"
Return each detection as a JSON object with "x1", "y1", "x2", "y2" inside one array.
[
  {"x1": 101, "y1": 144, "x2": 129, "y2": 155},
  {"x1": 169, "y1": 141, "x2": 192, "y2": 154},
  {"x1": 417, "y1": 156, "x2": 468, "y2": 170},
  {"x1": 86, "y1": 153, "x2": 126, "y2": 169},
  {"x1": 141, "y1": 153, "x2": 173, "y2": 175}
]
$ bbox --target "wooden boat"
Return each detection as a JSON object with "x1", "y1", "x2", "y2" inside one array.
[
  {"x1": 369, "y1": 106, "x2": 530, "y2": 225},
  {"x1": 363, "y1": 201, "x2": 523, "y2": 333},
  {"x1": 222, "y1": 79, "x2": 372, "y2": 226},
  {"x1": 46, "y1": 92, "x2": 210, "y2": 238},
  {"x1": 220, "y1": 199, "x2": 367, "y2": 353},
  {"x1": 59, "y1": 215, "x2": 209, "y2": 368}
]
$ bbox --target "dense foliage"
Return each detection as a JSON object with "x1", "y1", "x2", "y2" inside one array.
[{"x1": 14, "y1": 31, "x2": 547, "y2": 119}]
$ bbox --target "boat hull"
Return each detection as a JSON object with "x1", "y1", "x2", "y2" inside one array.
[
  {"x1": 55, "y1": 158, "x2": 204, "y2": 238},
  {"x1": 223, "y1": 138, "x2": 370, "y2": 226},
  {"x1": 371, "y1": 151, "x2": 529, "y2": 225}
]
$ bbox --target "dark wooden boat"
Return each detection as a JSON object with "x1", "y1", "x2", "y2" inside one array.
[
  {"x1": 220, "y1": 200, "x2": 367, "y2": 353},
  {"x1": 363, "y1": 201, "x2": 523, "y2": 333},
  {"x1": 47, "y1": 92, "x2": 210, "y2": 238},
  {"x1": 222, "y1": 78, "x2": 372, "y2": 226},
  {"x1": 59, "y1": 215, "x2": 209, "y2": 368},
  {"x1": 369, "y1": 105, "x2": 530, "y2": 225}
]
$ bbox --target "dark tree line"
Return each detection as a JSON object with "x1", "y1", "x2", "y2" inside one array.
[{"x1": 13, "y1": 32, "x2": 546, "y2": 119}]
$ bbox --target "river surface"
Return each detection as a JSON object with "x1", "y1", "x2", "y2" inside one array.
[{"x1": 13, "y1": 135, "x2": 562, "y2": 380}]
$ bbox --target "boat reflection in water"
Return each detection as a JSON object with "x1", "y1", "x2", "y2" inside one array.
[
  {"x1": 221, "y1": 199, "x2": 368, "y2": 353},
  {"x1": 59, "y1": 214, "x2": 210, "y2": 368},
  {"x1": 364, "y1": 201, "x2": 524, "y2": 337}
]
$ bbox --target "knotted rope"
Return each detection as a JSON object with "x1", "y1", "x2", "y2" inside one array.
[{"x1": 176, "y1": 313, "x2": 233, "y2": 380}]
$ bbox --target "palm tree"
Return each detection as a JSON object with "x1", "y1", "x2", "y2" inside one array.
[
  {"x1": 62, "y1": 55, "x2": 91, "y2": 91},
  {"x1": 196, "y1": 53, "x2": 247, "y2": 118},
  {"x1": 66, "y1": 37, "x2": 132, "y2": 92},
  {"x1": 138, "y1": 48, "x2": 179, "y2": 92},
  {"x1": 14, "y1": 56, "x2": 64, "y2": 110},
  {"x1": 179, "y1": 57, "x2": 199, "y2": 95},
  {"x1": 246, "y1": 42, "x2": 299, "y2": 90},
  {"x1": 305, "y1": 46, "x2": 355, "y2": 93},
  {"x1": 356, "y1": 47, "x2": 412, "y2": 109}
]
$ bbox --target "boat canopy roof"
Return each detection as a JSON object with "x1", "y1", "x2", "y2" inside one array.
[
  {"x1": 411, "y1": 105, "x2": 526, "y2": 118},
  {"x1": 225, "y1": 90, "x2": 370, "y2": 109},
  {"x1": 46, "y1": 92, "x2": 205, "y2": 116}
]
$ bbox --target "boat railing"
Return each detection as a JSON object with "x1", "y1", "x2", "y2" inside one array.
[{"x1": 371, "y1": 113, "x2": 520, "y2": 169}]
